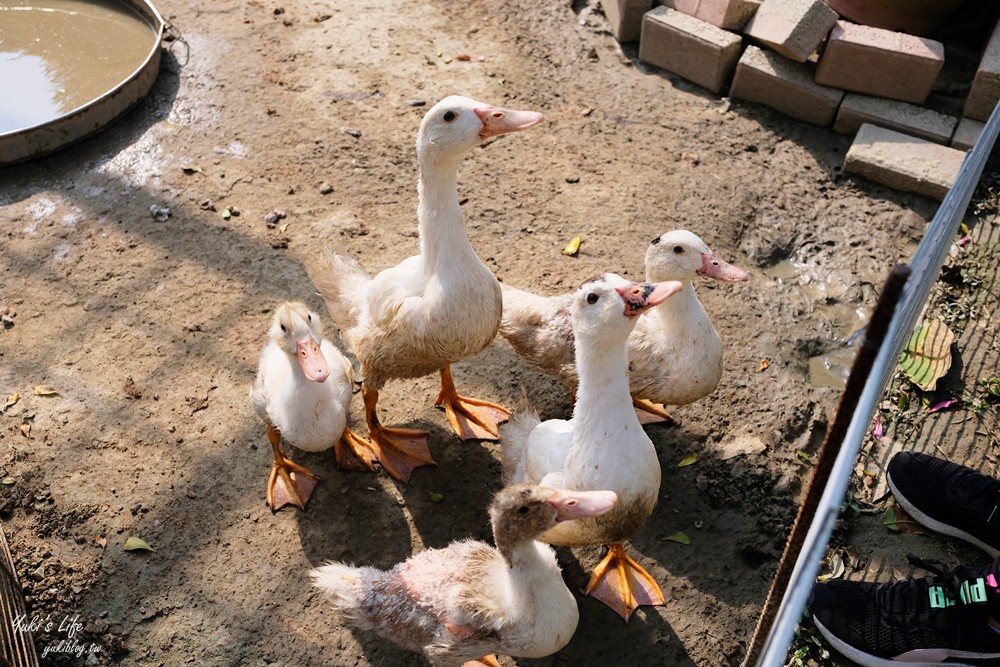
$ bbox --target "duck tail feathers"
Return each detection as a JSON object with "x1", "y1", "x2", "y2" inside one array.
[
  {"x1": 309, "y1": 249, "x2": 369, "y2": 333},
  {"x1": 309, "y1": 561, "x2": 378, "y2": 630},
  {"x1": 499, "y1": 392, "x2": 540, "y2": 484}
]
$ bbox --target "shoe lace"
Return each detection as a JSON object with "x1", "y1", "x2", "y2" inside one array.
[{"x1": 901, "y1": 554, "x2": 998, "y2": 615}]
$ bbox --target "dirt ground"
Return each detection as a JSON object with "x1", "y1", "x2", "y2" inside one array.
[{"x1": 2, "y1": 0, "x2": 999, "y2": 665}]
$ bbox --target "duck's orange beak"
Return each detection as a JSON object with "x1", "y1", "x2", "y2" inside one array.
[
  {"x1": 296, "y1": 338, "x2": 330, "y2": 383},
  {"x1": 474, "y1": 105, "x2": 545, "y2": 139},
  {"x1": 698, "y1": 253, "x2": 749, "y2": 282},
  {"x1": 616, "y1": 280, "x2": 683, "y2": 317},
  {"x1": 547, "y1": 489, "x2": 618, "y2": 521}
]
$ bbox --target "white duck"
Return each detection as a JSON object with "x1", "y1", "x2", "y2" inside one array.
[
  {"x1": 311, "y1": 484, "x2": 618, "y2": 667},
  {"x1": 310, "y1": 95, "x2": 544, "y2": 483},
  {"x1": 501, "y1": 274, "x2": 683, "y2": 620},
  {"x1": 249, "y1": 302, "x2": 373, "y2": 510},
  {"x1": 500, "y1": 230, "x2": 749, "y2": 423}
]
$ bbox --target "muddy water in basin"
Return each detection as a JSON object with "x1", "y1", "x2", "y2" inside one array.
[{"x1": 0, "y1": 0, "x2": 156, "y2": 134}]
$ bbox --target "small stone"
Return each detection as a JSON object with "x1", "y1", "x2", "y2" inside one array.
[
  {"x1": 405, "y1": 99, "x2": 427, "y2": 107},
  {"x1": 229, "y1": 206, "x2": 241, "y2": 217},
  {"x1": 199, "y1": 199, "x2": 216, "y2": 211},
  {"x1": 149, "y1": 204, "x2": 170, "y2": 222},
  {"x1": 341, "y1": 127, "x2": 362, "y2": 138},
  {"x1": 565, "y1": 175, "x2": 580, "y2": 184},
  {"x1": 319, "y1": 182, "x2": 334, "y2": 194}
]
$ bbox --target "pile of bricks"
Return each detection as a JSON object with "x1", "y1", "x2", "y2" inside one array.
[{"x1": 604, "y1": 0, "x2": 1000, "y2": 201}]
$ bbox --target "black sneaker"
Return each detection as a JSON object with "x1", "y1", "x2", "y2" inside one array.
[
  {"x1": 810, "y1": 555, "x2": 1000, "y2": 666},
  {"x1": 888, "y1": 452, "x2": 1000, "y2": 558}
]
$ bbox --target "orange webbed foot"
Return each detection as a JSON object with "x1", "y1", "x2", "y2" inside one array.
[{"x1": 586, "y1": 542, "x2": 665, "y2": 621}]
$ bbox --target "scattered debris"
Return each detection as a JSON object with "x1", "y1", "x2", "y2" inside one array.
[
  {"x1": 199, "y1": 199, "x2": 217, "y2": 212},
  {"x1": 264, "y1": 209, "x2": 287, "y2": 226},
  {"x1": 0, "y1": 305, "x2": 14, "y2": 328},
  {"x1": 124, "y1": 377, "x2": 142, "y2": 400},
  {"x1": 33, "y1": 385, "x2": 59, "y2": 396},
  {"x1": 758, "y1": 358, "x2": 770, "y2": 372},
  {"x1": 405, "y1": 99, "x2": 426, "y2": 107},
  {"x1": 149, "y1": 204, "x2": 171, "y2": 222},
  {"x1": 2, "y1": 392, "x2": 18, "y2": 413},
  {"x1": 341, "y1": 127, "x2": 362, "y2": 138},
  {"x1": 181, "y1": 165, "x2": 203, "y2": 175}
]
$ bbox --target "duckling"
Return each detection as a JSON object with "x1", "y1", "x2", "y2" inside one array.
[
  {"x1": 500, "y1": 230, "x2": 748, "y2": 423},
  {"x1": 501, "y1": 274, "x2": 683, "y2": 620},
  {"x1": 249, "y1": 302, "x2": 373, "y2": 510},
  {"x1": 311, "y1": 484, "x2": 618, "y2": 666},
  {"x1": 310, "y1": 95, "x2": 545, "y2": 482}
]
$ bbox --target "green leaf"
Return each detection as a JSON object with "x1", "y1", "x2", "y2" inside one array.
[
  {"x1": 883, "y1": 506, "x2": 900, "y2": 532},
  {"x1": 664, "y1": 531, "x2": 690, "y2": 545},
  {"x1": 898, "y1": 320, "x2": 954, "y2": 392},
  {"x1": 222, "y1": 208, "x2": 232, "y2": 220},
  {"x1": 676, "y1": 453, "x2": 698, "y2": 468},
  {"x1": 1, "y1": 477, "x2": 14, "y2": 485},
  {"x1": 124, "y1": 536, "x2": 156, "y2": 552},
  {"x1": 796, "y1": 450, "x2": 812, "y2": 463},
  {"x1": 428, "y1": 491, "x2": 444, "y2": 503},
  {"x1": 182, "y1": 165, "x2": 203, "y2": 174}
]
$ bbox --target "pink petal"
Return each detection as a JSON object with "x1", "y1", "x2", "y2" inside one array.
[
  {"x1": 873, "y1": 414, "x2": 884, "y2": 442},
  {"x1": 928, "y1": 399, "x2": 959, "y2": 414},
  {"x1": 958, "y1": 236, "x2": 971, "y2": 248}
]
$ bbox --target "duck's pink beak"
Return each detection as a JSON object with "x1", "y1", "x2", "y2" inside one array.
[
  {"x1": 547, "y1": 489, "x2": 618, "y2": 521},
  {"x1": 616, "y1": 280, "x2": 683, "y2": 317},
  {"x1": 296, "y1": 337, "x2": 330, "y2": 383},
  {"x1": 474, "y1": 105, "x2": 545, "y2": 140},
  {"x1": 698, "y1": 254, "x2": 749, "y2": 282}
]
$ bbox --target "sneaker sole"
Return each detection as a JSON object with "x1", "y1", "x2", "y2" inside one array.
[
  {"x1": 887, "y1": 469, "x2": 1000, "y2": 559},
  {"x1": 813, "y1": 616, "x2": 989, "y2": 667}
]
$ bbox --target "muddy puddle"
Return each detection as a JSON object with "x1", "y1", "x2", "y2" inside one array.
[
  {"x1": 0, "y1": 0, "x2": 156, "y2": 133},
  {"x1": 767, "y1": 259, "x2": 871, "y2": 388}
]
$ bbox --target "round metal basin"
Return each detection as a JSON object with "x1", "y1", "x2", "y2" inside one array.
[{"x1": 0, "y1": 0, "x2": 165, "y2": 166}]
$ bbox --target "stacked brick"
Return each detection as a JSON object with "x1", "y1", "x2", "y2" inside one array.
[{"x1": 603, "y1": 0, "x2": 1000, "y2": 201}]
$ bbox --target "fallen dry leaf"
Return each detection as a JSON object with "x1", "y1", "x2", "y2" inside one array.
[
  {"x1": 124, "y1": 377, "x2": 142, "y2": 400},
  {"x1": 33, "y1": 385, "x2": 59, "y2": 396},
  {"x1": 562, "y1": 236, "x2": 581, "y2": 257},
  {"x1": 899, "y1": 320, "x2": 954, "y2": 392},
  {"x1": 123, "y1": 536, "x2": 156, "y2": 552},
  {"x1": 758, "y1": 358, "x2": 769, "y2": 372},
  {"x1": 95, "y1": 535, "x2": 108, "y2": 550},
  {"x1": 676, "y1": 453, "x2": 698, "y2": 468},
  {"x1": 2, "y1": 392, "x2": 18, "y2": 412},
  {"x1": 20, "y1": 422, "x2": 30, "y2": 438}
]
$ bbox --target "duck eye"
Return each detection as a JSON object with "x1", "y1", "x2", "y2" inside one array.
[
  {"x1": 443, "y1": 110, "x2": 457, "y2": 123},
  {"x1": 650, "y1": 236, "x2": 661, "y2": 245},
  {"x1": 517, "y1": 505, "x2": 529, "y2": 514},
  {"x1": 280, "y1": 324, "x2": 287, "y2": 332},
  {"x1": 586, "y1": 293, "x2": 599, "y2": 304},
  {"x1": 307, "y1": 313, "x2": 312, "y2": 322},
  {"x1": 673, "y1": 245, "x2": 684, "y2": 254}
]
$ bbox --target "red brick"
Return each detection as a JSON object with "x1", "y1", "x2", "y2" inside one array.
[
  {"x1": 965, "y1": 19, "x2": 1000, "y2": 121},
  {"x1": 844, "y1": 124, "x2": 965, "y2": 201},
  {"x1": 659, "y1": 0, "x2": 759, "y2": 31},
  {"x1": 639, "y1": 7, "x2": 743, "y2": 94},
  {"x1": 834, "y1": 94, "x2": 956, "y2": 145},
  {"x1": 742, "y1": 0, "x2": 837, "y2": 63},
  {"x1": 730, "y1": 45, "x2": 843, "y2": 125},
  {"x1": 815, "y1": 21, "x2": 944, "y2": 104},
  {"x1": 605, "y1": 0, "x2": 655, "y2": 42}
]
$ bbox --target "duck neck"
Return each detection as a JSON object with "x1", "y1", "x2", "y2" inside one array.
[
  {"x1": 654, "y1": 281, "x2": 703, "y2": 334},
  {"x1": 495, "y1": 528, "x2": 550, "y2": 573},
  {"x1": 417, "y1": 153, "x2": 474, "y2": 272},
  {"x1": 574, "y1": 332, "x2": 633, "y2": 425}
]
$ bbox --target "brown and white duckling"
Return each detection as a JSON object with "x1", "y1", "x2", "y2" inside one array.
[
  {"x1": 501, "y1": 274, "x2": 683, "y2": 620},
  {"x1": 310, "y1": 484, "x2": 617, "y2": 666},
  {"x1": 500, "y1": 230, "x2": 748, "y2": 423},
  {"x1": 249, "y1": 302, "x2": 373, "y2": 510},
  {"x1": 309, "y1": 95, "x2": 545, "y2": 483}
]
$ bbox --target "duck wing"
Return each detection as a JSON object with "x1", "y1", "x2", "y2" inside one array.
[{"x1": 499, "y1": 285, "x2": 575, "y2": 387}]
